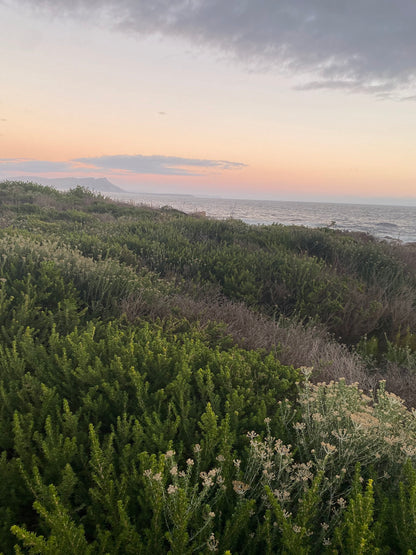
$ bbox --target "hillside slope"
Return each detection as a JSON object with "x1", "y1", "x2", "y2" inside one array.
[{"x1": 1, "y1": 181, "x2": 416, "y2": 553}]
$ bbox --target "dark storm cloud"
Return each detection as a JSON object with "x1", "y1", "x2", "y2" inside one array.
[
  {"x1": 74, "y1": 154, "x2": 247, "y2": 176},
  {"x1": 11, "y1": 0, "x2": 416, "y2": 99}
]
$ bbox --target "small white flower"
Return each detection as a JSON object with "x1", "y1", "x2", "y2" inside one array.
[
  {"x1": 207, "y1": 532, "x2": 219, "y2": 552},
  {"x1": 292, "y1": 525, "x2": 302, "y2": 533}
]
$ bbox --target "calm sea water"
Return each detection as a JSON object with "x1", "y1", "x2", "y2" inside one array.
[{"x1": 110, "y1": 192, "x2": 416, "y2": 244}]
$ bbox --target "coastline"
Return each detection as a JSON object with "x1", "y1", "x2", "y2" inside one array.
[{"x1": 109, "y1": 191, "x2": 416, "y2": 243}]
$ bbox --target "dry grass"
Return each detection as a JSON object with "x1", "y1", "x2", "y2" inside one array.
[
  {"x1": 121, "y1": 291, "x2": 377, "y2": 393},
  {"x1": 122, "y1": 290, "x2": 416, "y2": 406}
]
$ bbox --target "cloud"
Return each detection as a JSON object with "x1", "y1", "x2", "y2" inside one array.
[
  {"x1": 73, "y1": 154, "x2": 247, "y2": 176},
  {"x1": 13, "y1": 0, "x2": 416, "y2": 100},
  {"x1": 294, "y1": 78, "x2": 399, "y2": 99},
  {"x1": 0, "y1": 159, "x2": 75, "y2": 173},
  {"x1": 0, "y1": 155, "x2": 247, "y2": 177}
]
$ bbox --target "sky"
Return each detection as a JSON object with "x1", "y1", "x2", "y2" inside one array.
[{"x1": 1, "y1": 0, "x2": 416, "y2": 204}]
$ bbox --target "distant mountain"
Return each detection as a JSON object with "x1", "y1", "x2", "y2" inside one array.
[{"x1": 12, "y1": 176, "x2": 125, "y2": 193}]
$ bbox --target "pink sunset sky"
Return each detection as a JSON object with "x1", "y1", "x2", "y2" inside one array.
[{"x1": 1, "y1": 1, "x2": 416, "y2": 204}]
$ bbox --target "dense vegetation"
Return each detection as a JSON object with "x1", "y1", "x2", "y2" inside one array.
[{"x1": 1, "y1": 180, "x2": 416, "y2": 553}]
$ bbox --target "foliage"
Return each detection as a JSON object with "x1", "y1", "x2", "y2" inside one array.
[
  {"x1": 0, "y1": 181, "x2": 416, "y2": 553},
  {"x1": 1, "y1": 180, "x2": 415, "y2": 346}
]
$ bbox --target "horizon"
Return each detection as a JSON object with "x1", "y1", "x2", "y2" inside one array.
[
  {"x1": 4, "y1": 175, "x2": 416, "y2": 208},
  {"x1": 113, "y1": 187, "x2": 416, "y2": 208},
  {"x1": 1, "y1": 2, "x2": 416, "y2": 204}
]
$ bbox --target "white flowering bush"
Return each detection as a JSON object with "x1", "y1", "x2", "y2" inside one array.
[
  {"x1": 292, "y1": 369, "x2": 416, "y2": 477},
  {"x1": 142, "y1": 446, "x2": 227, "y2": 554}
]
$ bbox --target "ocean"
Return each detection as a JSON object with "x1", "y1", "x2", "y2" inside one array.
[{"x1": 109, "y1": 192, "x2": 416, "y2": 244}]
